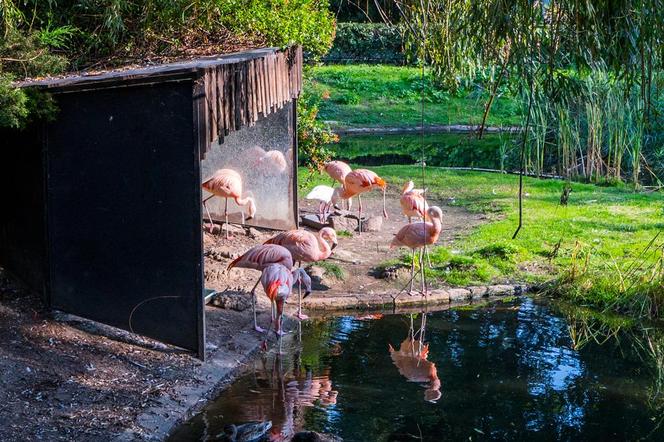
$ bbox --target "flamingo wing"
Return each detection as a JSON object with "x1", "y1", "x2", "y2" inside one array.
[
  {"x1": 202, "y1": 169, "x2": 241, "y2": 198},
  {"x1": 265, "y1": 230, "x2": 317, "y2": 263},
  {"x1": 390, "y1": 222, "x2": 429, "y2": 249},
  {"x1": 228, "y1": 244, "x2": 293, "y2": 270}
]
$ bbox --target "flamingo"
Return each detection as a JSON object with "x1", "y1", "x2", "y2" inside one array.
[
  {"x1": 259, "y1": 150, "x2": 288, "y2": 175},
  {"x1": 343, "y1": 169, "x2": 388, "y2": 233},
  {"x1": 390, "y1": 206, "x2": 443, "y2": 295},
  {"x1": 264, "y1": 228, "x2": 338, "y2": 319},
  {"x1": 324, "y1": 160, "x2": 353, "y2": 210},
  {"x1": 324, "y1": 160, "x2": 352, "y2": 185},
  {"x1": 260, "y1": 264, "x2": 311, "y2": 340},
  {"x1": 305, "y1": 185, "x2": 352, "y2": 221},
  {"x1": 202, "y1": 168, "x2": 256, "y2": 238},
  {"x1": 400, "y1": 180, "x2": 429, "y2": 223},
  {"x1": 227, "y1": 244, "x2": 293, "y2": 332}
]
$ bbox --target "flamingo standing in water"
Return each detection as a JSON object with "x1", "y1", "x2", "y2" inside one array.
[
  {"x1": 260, "y1": 263, "x2": 312, "y2": 341},
  {"x1": 264, "y1": 228, "x2": 338, "y2": 319},
  {"x1": 227, "y1": 244, "x2": 293, "y2": 332},
  {"x1": 202, "y1": 168, "x2": 256, "y2": 238},
  {"x1": 390, "y1": 206, "x2": 443, "y2": 295},
  {"x1": 343, "y1": 169, "x2": 388, "y2": 233}
]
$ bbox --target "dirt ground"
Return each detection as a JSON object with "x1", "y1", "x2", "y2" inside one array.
[
  {"x1": 0, "y1": 195, "x2": 485, "y2": 441},
  {"x1": 205, "y1": 195, "x2": 486, "y2": 308}
]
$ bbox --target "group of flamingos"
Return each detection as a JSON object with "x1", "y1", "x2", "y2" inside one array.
[{"x1": 201, "y1": 158, "x2": 442, "y2": 346}]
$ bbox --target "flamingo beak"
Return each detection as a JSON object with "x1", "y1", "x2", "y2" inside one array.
[
  {"x1": 331, "y1": 242, "x2": 338, "y2": 250},
  {"x1": 303, "y1": 289, "x2": 312, "y2": 299}
]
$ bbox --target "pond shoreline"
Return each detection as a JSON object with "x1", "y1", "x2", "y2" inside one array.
[{"x1": 303, "y1": 284, "x2": 526, "y2": 311}]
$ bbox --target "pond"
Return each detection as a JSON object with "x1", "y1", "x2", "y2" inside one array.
[
  {"x1": 170, "y1": 297, "x2": 664, "y2": 441},
  {"x1": 326, "y1": 132, "x2": 518, "y2": 170}
]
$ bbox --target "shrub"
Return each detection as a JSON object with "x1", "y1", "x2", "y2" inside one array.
[{"x1": 323, "y1": 22, "x2": 404, "y2": 64}]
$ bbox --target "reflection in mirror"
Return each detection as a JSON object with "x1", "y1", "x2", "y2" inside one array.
[
  {"x1": 389, "y1": 313, "x2": 441, "y2": 402},
  {"x1": 201, "y1": 102, "x2": 295, "y2": 231}
]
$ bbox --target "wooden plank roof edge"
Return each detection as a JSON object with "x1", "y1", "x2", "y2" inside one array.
[{"x1": 15, "y1": 47, "x2": 289, "y2": 91}]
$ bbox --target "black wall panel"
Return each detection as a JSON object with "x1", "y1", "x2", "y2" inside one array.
[
  {"x1": 0, "y1": 125, "x2": 46, "y2": 292},
  {"x1": 45, "y1": 80, "x2": 204, "y2": 354}
]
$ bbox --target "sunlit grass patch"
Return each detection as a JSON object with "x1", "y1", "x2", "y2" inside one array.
[{"x1": 299, "y1": 165, "x2": 664, "y2": 318}]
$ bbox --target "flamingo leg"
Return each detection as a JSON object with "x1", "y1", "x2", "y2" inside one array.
[
  {"x1": 425, "y1": 246, "x2": 433, "y2": 269},
  {"x1": 250, "y1": 278, "x2": 265, "y2": 333},
  {"x1": 224, "y1": 198, "x2": 229, "y2": 240},
  {"x1": 296, "y1": 262, "x2": 308, "y2": 320},
  {"x1": 203, "y1": 199, "x2": 215, "y2": 233},
  {"x1": 408, "y1": 248, "x2": 416, "y2": 295},
  {"x1": 419, "y1": 248, "x2": 428, "y2": 296},
  {"x1": 358, "y1": 194, "x2": 363, "y2": 234},
  {"x1": 382, "y1": 187, "x2": 388, "y2": 219}
]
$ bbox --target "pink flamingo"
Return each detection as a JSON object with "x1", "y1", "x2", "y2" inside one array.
[
  {"x1": 260, "y1": 264, "x2": 311, "y2": 341},
  {"x1": 324, "y1": 160, "x2": 352, "y2": 185},
  {"x1": 202, "y1": 168, "x2": 256, "y2": 238},
  {"x1": 324, "y1": 160, "x2": 353, "y2": 210},
  {"x1": 400, "y1": 180, "x2": 429, "y2": 223},
  {"x1": 227, "y1": 244, "x2": 293, "y2": 332},
  {"x1": 259, "y1": 150, "x2": 288, "y2": 175},
  {"x1": 264, "y1": 228, "x2": 338, "y2": 319},
  {"x1": 390, "y1": 206, "x2": 443, "y2": 294},
  {"x1": 343, "y1": 169, "x2": 388, "y2": 233}
]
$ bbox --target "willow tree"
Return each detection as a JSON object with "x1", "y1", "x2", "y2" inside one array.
[{"x1": 391, "y1": 0, "x2": 664, "y2": 185}]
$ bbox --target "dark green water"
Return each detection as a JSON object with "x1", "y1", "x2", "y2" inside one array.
[
  {"x1": 327, "y1": 133, "x2": 518, "y2": 170},
  {"x1": 170, "y1": 297, "x2": 664, "y2": 441}
]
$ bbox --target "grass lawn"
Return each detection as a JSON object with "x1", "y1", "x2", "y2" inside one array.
[
  {"x1": 306, "y1": 64, "x2": 521, "y2": 129},
  {"x1": 299, "y1": 166, "x2": 664, "y2": 319}
]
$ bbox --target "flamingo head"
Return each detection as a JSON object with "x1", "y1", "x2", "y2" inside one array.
[
  {"x1": 245, "y1": 193, "x2": 257, "y2": 219},
  {"x1": 402, "y1": 180, "x2": 414, "y2": 193},
  {"x1": 292, "y1": 268, "x2": 312, "y2": 298},
  {"x1": 426, "y1": 206, "x2": 443, "y2": 221},
  {"x1": 375, "y1": 176, "x2": 387, "y2": 190},
  {"x1": 320, "y1": 227, "x2": 338, "y2": 250}
]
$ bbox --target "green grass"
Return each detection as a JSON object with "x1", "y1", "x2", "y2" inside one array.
[
  {"x1": 299, "y1": 165, "x2": 664, "y2": 319},
  {"x1": 315, "y1": 261, "x2": 347, "y2": 280},
  {"x1": 306, "y1": 64, "x2": 521, "y2": 129}
]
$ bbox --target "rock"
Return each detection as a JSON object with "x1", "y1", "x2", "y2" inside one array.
[
  {"x1": 300, "y1": 214, "x2": 331, "y2": 230},
  {"x1": 306, "y1": 265, "x2": 328, "y2": 290},
  {"x1": 209, "y1": 291, "x2": 251, "y2": 311},
  {"x1": 329, "y1": 215, "x2": 358, "y2": 233},
  {"x1": 361, "y1": 216, "x2": 383, "y2": 232},
  {"x1": 375, "y1": 264, "x2": 406, "y2": 280},
  {"x1": 291, "y1": 431, "x2": 342, "y2": 442},
  {"x1": 246, "y1": 227, "x2": 263, "y2": 239},
  {"x1": 205, "y1": 247, "x2": 236, "y2": 261}
]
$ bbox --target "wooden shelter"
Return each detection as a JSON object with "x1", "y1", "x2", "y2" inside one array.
[{"x1": 0, "y1": 46, "x2": 303, "y2": 358}]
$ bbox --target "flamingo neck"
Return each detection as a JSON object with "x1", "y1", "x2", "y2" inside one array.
[
  {"x1": 317, "y1": 233, "x2": 332, "y2": 259},
  {"x1": 403, "y1": 181, "x2": 414, "y2": 194}
]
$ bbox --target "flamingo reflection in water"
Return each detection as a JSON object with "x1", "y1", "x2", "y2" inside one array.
[{"x1": 389, "y1": 313, "x2": 441, "y2": 402}]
